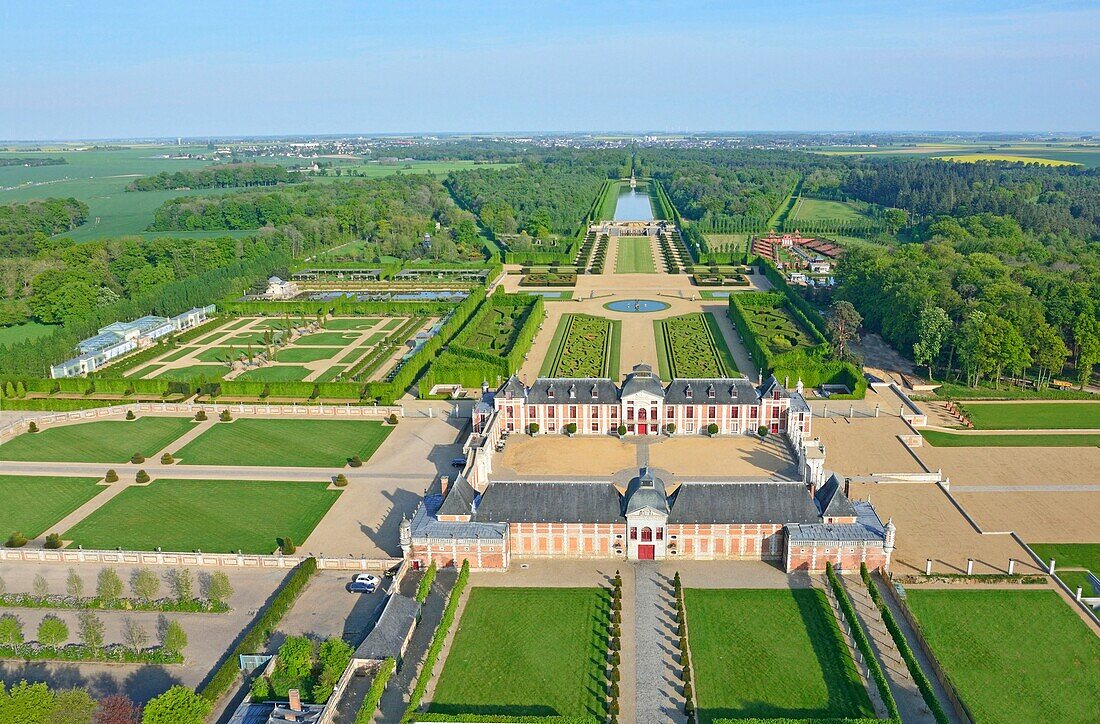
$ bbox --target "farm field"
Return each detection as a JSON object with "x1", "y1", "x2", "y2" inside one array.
[
  {"x1": 173, "y1": 418, "x2": 392, "y2": 467},
  {"x1": 812, "y1": 143, "x2": 1100, "y2": 168},
  {"x1": 1030, "y1": 543, "x2": 1100, "y2": 573},
  {"x1": 684, "y1": 588, "x2": 873, "y2": 722},
  {"x1": 0, "y1": 476, "x2": 104, "y2": 538},
  {"x1": 905, "y1": 589, "x2": 1100, "y2": 723},
  {"x1": 960, "y1": 402, "x2": 1100, "y2": 430},
  {"x1": 0, "y1": 417, "x2": 196, "y2": 463},
  {"x1": 934, "y1": 153, "x2": 1079, "y2": 166},
  {"x1": 307, "y1": 159, "x2": 514, "y2": 179},
  {"x1": 653, "y1": 313, "x2": 738, "y2": 379},
  {"x1": 614, "y1": 237, "x2": 656, "y2": 273},
  {"x1": 789, "y1": 197, "x2": 869, "y2": 223},
  {"x1": 0, "y1": 321, "x2": 58, "y2": 348},
  {"x1": 428, "y1": 587, "x2": 608, "y2": 719},
  {"x1": 540, "y1": 313, "x2": 621, "y2": 379},
  {"x1": 921, "y1": 431, "x2": 1100, "y2": 447},
  {"x1": 62, "y1": 478, "x2": 340, "y2": 553}
]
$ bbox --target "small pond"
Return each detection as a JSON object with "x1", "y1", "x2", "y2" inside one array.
[{"x1": 603, "y1": 299, "x2": 670, "y2": 313}]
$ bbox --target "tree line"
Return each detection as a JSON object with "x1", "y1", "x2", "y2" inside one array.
[
  {"x1": 126, "y1": 163, "x2": 301, "y2": 191},
  {"x1": 0, "y1": 197, "x2": 88, "y2": 258},
  {"x1": 0, "y1": 156, "x2": 67, "y2": 167}
]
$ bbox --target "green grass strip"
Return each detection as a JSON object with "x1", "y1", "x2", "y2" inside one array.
[
  {"x1": 922, "y1": 431, "x2": 1100, "y2": 447},
  {"x1": 404, "y1": 560, "x2": 470, "y2": 722}
]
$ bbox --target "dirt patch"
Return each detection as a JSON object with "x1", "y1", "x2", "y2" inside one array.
[
  {"x1": 952, "y1": 491, "x2": 1100, "y2": 542},
  {"x1": 811, "y1": 416, "x2": 927, "y2": 475},
  {"x1": 919, "y1": 446, "x2": 1100, "y2": 488},
  {"x1": 499, "y1": 436, "x2": 637, "y2": 477},
  {"x1": 648, "y1": 435, "x2": 794, "y2": 478}
]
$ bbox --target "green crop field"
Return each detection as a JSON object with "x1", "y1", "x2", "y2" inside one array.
[
  {"x1": 275, "y1": 346, "x2": 342, "y2": 363},
  {"x1": 614, "y1": 237, "x2": 656, "y2": 273},
  {"x1": 654, "y1": 313, "x2": 739, "y2": 379},
  {"x1": 541, "y1": 313, "x2": 620, "y2": 379},
  {"x1": 906, "y1": 589, "x2": 1100, "y2": 723},
  {"x1": 63, "y1": 478, "x2": 340, "y2": 553},
  {"x1": 921, "y1": 431, "x2": 1100, "y2": 447},
  {"x1": 428, "y1": 587, "x2": 609, "y2": 719},
  {"x1": 685, "y1": 588, "x2": 872, "y2": 722},
  {"x1": 173, "y1": 418, "x2": 392, "y2": 467},
  {"x1": 1030, "y1": 543, "x2": 1100, "y2": 572},
  {"x1": 233, "y1": 365, "x2": 313, "y2": 381},
  {"x1": 813, "y1": 143, "x2": 1100, "y2": 169},
  {"x1": 0, "y1": 322, "x2": 59, "y2": 348},
  {"x1": 0, "y1": 417, "x2": 196, "y2": 463},
  {"x1": 960, "y1": 402, "x2": 1100, "y2": 430},
  {"x1": 0, "y1": 476, "x2": 104, "y2": 538}
]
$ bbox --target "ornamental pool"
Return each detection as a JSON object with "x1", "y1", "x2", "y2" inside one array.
[{"x1": 603, "y1": 299, "x2": 670, "y2": 313}]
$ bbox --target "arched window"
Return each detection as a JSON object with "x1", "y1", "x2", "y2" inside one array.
[{"x1": 641, "y1": 527, "x2": 653, "y2": 542}]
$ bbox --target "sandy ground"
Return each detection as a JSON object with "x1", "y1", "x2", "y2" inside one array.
[
  {"x1": 647, "y1": 435, "x2": 796, "y2": 479},
  {"x1": 847, "y1": 482, "x2": 1038, "y2": 575},
  {"x1": 810, "y1": 415, "x2": 927, "y2": 475},
  {"x1": 951, "y1": 491, "x2": 1100, "y2": 542},
  {"x1": 918, "y1": 445, "x2": 1100, "y2": 488},
  {"x1": 497, "y1": 435, "x2": 638, "y2": 477}
]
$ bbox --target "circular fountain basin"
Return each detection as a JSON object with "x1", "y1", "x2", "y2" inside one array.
[{"x1": 603, "y1": 299, "x2": 670, "y2": 313}]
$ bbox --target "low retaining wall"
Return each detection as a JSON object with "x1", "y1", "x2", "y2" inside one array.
[{"x1": 0, "y1": 547, "x2": 400, "y2": 571}]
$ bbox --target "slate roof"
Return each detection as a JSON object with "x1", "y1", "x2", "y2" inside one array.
[
  {"x1": 353, "y1": 594, "x2": 420, "y2": 661},
  {"x1": 410, "y1": 494, "x2": 506, "y2": 540},
  {"x1": 814, "y1": 473, "x2": 858, "y2": 519},
  {"x1": 667, "y1": 482, "x2": 820, "y2": 524},
  {"x1": 620, "y1": 364, "x2": 665, "y2": 398},
  {"x1": 757, "y1": 374, "x2": 791, "y2": 400},
  {"x1": 499, "y1": 375, "x2": 528, "y2": 401},
  {"x1": 664, "y1": 378, "x2": 758, "y2": 405},
  {"x1": 624, "y1": 468, "x2": 670, "y2": 516},
  {"x1": 789, "y1": 392, "x2": 811, "y2": 414},
  {"x1": 437, "y1": 476, "x2": 478, "y2": 517},
  {"x1": 472, "y1": 481, "x2": 624, "y2": 524},
  {"x1": 526, "y1": 378, "x2": 619, "y2": 405},
  {"x1": 786, "y1": 499, "x2": 887, "y2": 543}
]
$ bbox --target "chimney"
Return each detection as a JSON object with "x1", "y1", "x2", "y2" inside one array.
[
  {"x1": 288, "y1": 688, "x2": 302, "y2": 713},
  {"x1": 440, "y1": 476, "x2": 450, "y2": 496}
]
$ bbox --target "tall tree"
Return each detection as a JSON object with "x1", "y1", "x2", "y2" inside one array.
[
  {"x1": 912, "y1": 304, "x2": 951, "y2": 380},
  {"x1": 826, "y1": 300, "x2": 862, "y2": 361}
]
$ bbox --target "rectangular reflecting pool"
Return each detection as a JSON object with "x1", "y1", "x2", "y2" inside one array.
[{"x1": 613, "y1": 186, "x2": 655, "y2": 221}]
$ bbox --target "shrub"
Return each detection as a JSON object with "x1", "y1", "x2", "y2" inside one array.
[
  {"x1": 104, "y1": 469, "x2": 119, "y2": 483},
  {"x1": 280, "y1": 537, "x2": 296, "y2": 554},
  {"x1": 194, "y1": 410, "x2": 207, "y2": 421},
  {"x1": 5, "y1": 532, "x2": 28, "y2": 548},
  {"x1": 334, "y1": 474, "x2": 348, "y2": 487},
  {"x1": 565, "y1": 422, "x2": 577, "y2": 435},
  {"x1": 160, "y1": 453, "x2": 175, "y2": 465},
  {"x1": 707, "y1": 423, "x2": 719, "y2": 436},
  {"x1": 44, "y1": 533, "x2": 63, "y2": 549},
  {"x1": 617, "y1": 423, "x2": 627, "y2": 436},
  {"x1": 758, "y1": 425, "x2": 768, "y2": 437},
  {"x1": 387, "y1": 413, "x2": 399, "y2": 425},
  {"x1": 135, "y1": 470, "x2": 150, "y2": 484},
  {"x1": 529, "y1": 422, "x2": 539, "y2": 435},
  {"x1": 219, "y1": 409, "x2": 232, "y2": 422},
  {"x1": 130, "y1": 452, "x2": 145, "y2": 464},
  {"x1": 27, "y1": 421, "x2": 38, "y2": 433},
  {"x1": 125, "y1": 410, "x2": 136, "y2": 420},
  {"x1": 666, "y1": 422, "x2": 676, "y2": 434},
  {"x1": 348, "y1": 455, "x2": 363, "y2": 468},
  {"x1": 416, "y1": 562, "x2": 438, "y2": 604}
]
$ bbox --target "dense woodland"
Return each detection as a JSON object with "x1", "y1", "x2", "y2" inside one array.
[
  {"x1": 0, "y1": 156, "x2": 67, "y2": 167},
  {"x1": 0, "y1": 198, "x2": 88, "y2": 257},
  {"x1": 148, "y1": 176, "x2": 484, "y2": 261},
  {"x1": 126, "y1": 163, "x2": 300, "y2": 191}
]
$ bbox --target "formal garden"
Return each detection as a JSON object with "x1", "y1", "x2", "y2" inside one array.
[
  {"x1": 0, "y1": 476, "x2": 104, "y2": 541},
  {"x1": 62, "y1": 478, "x2": 341, "y2": 553},
  {"x1": 654, "y1": 313, "x2": 739, "y2": 379},
  {"x1": 905, "y1": 588, "x2": 1100, "y2": 723},
  {"x1": 426, "y1": 587, "x2": 610, "y2": 720},
  {"x1": 0, "y1": 417, "x2": 196, "y2": 464},
  {"x1": 614, "y1": 237, "x2": 657, "y2": 274},
  {"x1": 541, "y1": 313, "x2": 621, "y2": 379},
  {"x1": 683, "y1": 587, "x2": 874, "y2": 722},
  {"x1": 173, "y1": 418, "x2": 393, "y2": 467}
]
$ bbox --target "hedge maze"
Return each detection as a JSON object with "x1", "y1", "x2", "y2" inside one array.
[
  {"x1": 542, "y1": 313, "x2": 620, "y2": 379},
  {"x1": 735, "y1": 294, "x2": 819, "y2": 358},
  {"x1": 654, "y1": 313, "x2": 739, "y2": 379}
]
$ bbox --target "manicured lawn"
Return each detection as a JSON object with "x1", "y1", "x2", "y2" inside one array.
[
  {"x1": 156, "y1": 346, "x2": 194, "y2": 363},
  {"x1": 63, "y1": 478, "x2": 340, "y2": 553},
  {"x1": 961, "y1": 402, "x2": 1100, "y2": 430},
  {"x1": 314, "y1": 366, "x2": 346, "y2": 382},
  {"x1": 276, "y1": 346, "x2": 341, "y2": 363},
  {"x1": 0, "y1": 417, "x2": 196, "y2": 463},
  {"x1": 614, "y1": 237, "x2": 656, "y2": 273},
  {"x1": 540, "y1": 313, "x2": 620, "y2": 378},
  {"x1": 685, "y1": 588, "x2": 872, "y2": 722},
  {"x1": 234, "y1": 365, "x2": 313, "y2": 381},
  {"x1": 922, "y1": 431, "x2": 1100, "y2": 447},
  {"x1": 1057, "y1": 570, "x2": 1099, "y2": 596},
  {"x1": 654, "y1": 312, "x2": 738, "y2": 379},
  {"x1": 174, "y1": 418, "x2": 392, "y2": 467},
  {"x1": 0, "y1": 476, "x2": 104, "y2": 538},
  {"x1": 381, "y1": 318, "x2": 404, "y2": 331},
  {"x1": 906, "y1": 589, "x2": 1099, "y2": 723},
  {"x1": 429, "y1": 587, "x2": 608, "y2": 719},
  {"x1": 326, "y1": 317, "x2": 381, "y2": 330},
  {"x1": 1030, "y1": 543, "x2": 1100, "y2": 572},
  {"x1": 790, "y1": 197, "x2": 870, "y2": 224},
  {"x1": 193, "y1": 346, "x2": 245, "y2": 363},
  {"x1": 153, "y1": 364, "x2": 227, "y2": 381},
  {"x1": 295, "y1": 331, "x2": 362, "y2": 346},
  {"x1": 0, "y1": 321, "x2": 59, "y2": 348}
]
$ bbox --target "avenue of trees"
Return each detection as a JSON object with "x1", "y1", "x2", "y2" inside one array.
[{"x1": 126, "y1": 163, "x2": 300, "y2": 192}]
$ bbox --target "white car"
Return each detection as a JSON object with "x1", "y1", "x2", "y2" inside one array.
[{"x1": 353, "y1": 574, "x2": 381, "y2": 587}]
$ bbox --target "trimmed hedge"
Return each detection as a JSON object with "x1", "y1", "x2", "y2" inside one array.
[
  {"x1": 860, "y1": 564, "x2": 951, "y2": 724},
  {"x1": 404, "y1": 559, "x2": 470, "y2": 721},
  {"x1": 355, "y1": 657, "x2": 397, "y2": 724},
  {"x1": 199, "y1": 557, "x2": 317, "y2": 703},
  {"x1": 413, "y1": 716, "x2": 599, "y2": 723},
  {"x1": 825, "y1": 563, "x2": 900, "y2": 722},
  {"x1": 0, "y1": 642, "x2": 182, "y2": 665},
  {"x1": 754, "y1": 255, "x2": 829, "y2": 336},
  {"x1": 415, "y1": 562, "x2": 438, "y2": 604}
]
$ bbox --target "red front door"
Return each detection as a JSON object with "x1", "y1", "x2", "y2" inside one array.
[{"x1": 638, "y1": 544, "x2": 655, "y2": 560}]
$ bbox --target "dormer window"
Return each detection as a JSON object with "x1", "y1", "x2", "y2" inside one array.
[
  {"x1": 773, "y1": 390, "x2": 780, "y2": 400},
  {"x1": 547, "y1": 387, "x2": 554, "y2": 400},
  {"x1": 568, "y1": 385, "x2": 576, "y2": 400},
  {"x1": 590, "y1": 384, "x2": 599, "y2": 399},
  {"x1": 685, "y1": 386, "x2": 693, "y2": 400},
  {"x1": 729, "y1": 385, "x2": 736, "y2": 397},
  {"x1": 707, "y1": 385, "x2": 715, "y2": 399}
]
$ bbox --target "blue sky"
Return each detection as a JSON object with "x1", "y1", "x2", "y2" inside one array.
[{"x1": 1, "y1": 1, "x2": 1097, "y2": 139}]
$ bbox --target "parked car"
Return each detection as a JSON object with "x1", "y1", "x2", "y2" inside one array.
[
  {"x1": 347, "y1": 580, "x2": 376, "y2": 594},
  {"x1": 353, "y1": 573, "x2": 381, "y2": 587},
  {"x1": 450, "y1": 456, "x2": 467, "y2": 468}
]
